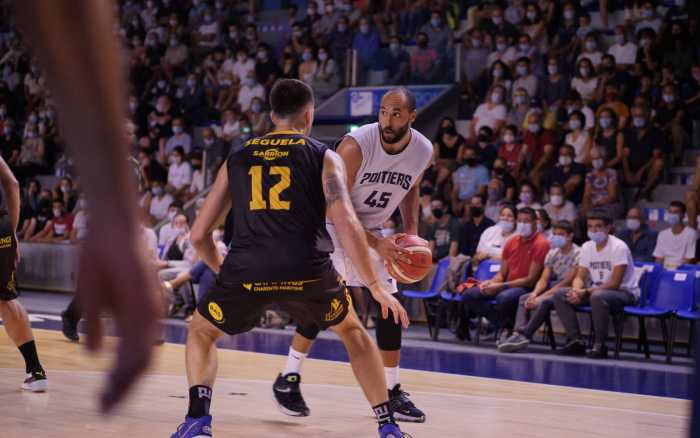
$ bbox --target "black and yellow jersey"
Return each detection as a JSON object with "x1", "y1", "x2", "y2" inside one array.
[{"x1": 220, "y1": 130, "x2": 334, "y2": 282}]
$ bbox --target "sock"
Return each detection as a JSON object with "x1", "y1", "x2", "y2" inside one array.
[
  {"x1": 282, "y1": 347, "x2": 307, "y2": 376},
  {"x1": 18, "y1": 341, "x2": 42, "y2": 374},
  {"x1": 373, "y1": 401, "x2": 395, "y2": 426},
  {"x1": 188, "y1": 385, "x2": 212, "y2": 418},
  {"x1": 384, "y1": 366, "x2": 399, "y2": 390}
]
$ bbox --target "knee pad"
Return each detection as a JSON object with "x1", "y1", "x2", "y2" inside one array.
[
  {"x1": 376, "y1": 299, "x2": 403, "y2": 351},
  {"x1": 295, "y1": 323, "x2": 321, "y2": 340}
]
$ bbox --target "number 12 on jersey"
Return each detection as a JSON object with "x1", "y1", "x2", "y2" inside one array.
[
  {"x1": 363, "y1": 190, "x2": 392, "y2": 209},
  {"x1": 249, "y1": 165, "x2": 291, "y2": 211}
]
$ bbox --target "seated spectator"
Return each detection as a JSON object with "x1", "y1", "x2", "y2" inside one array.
[
  {"x1": 472, "y1": 203, "x2": 517, "y2": 265},
  {"x1": 471, "y1": 85, "x2": 507, "y2": 139},
  {"x1": 571, "y1": 57, "x2": 599, "y2": 103},
  {"x1": 247, "y1": 97, "x2": 272, "y2": 138},
  {"x1": 473, "y1": 126, "x2": 498, "y2": 170},
  {"x1": 522, "y1": 2, "x2": 547, "y2": 54},
  {"x1": 537, "y1": 58, "x2": 569, "y2": 111},
  {"x1": 594, "y1": 108, "x2": 624, "y2": 170},
  {"x1": 460, "y1": 207, "x2": 549, "y2": 334},
  {"x1": 548, "y1": 2, "x2": 579, "y2": 63},
  {"x1": 486, "y1": 60, "x2": 513, "y2": 98},
  {"x1": 596, "y1": 82, "x2": 630, "y2": 129},
  {"x1": 310, "y1": 46, "x2": 340, "y2": 100},
  {"x1": 615, "y1": 207, "x2": 658, "y2": 262},
  {"x1": 138, "y1": 148, "x2": 167, "y2": 190},
  {"x1": 523, "y1": 111, "x2": 556, "y2": 190},
  {"x1": 491, "y1": 157, "x2": 516, "y2": 202},
  {"x1": 634, "y1": 1, "x2": 662, "y2": 35},
  {"x1": 148, "y1": 180, "x2": 174, "y2": 225},
  {"x1": 484, "y1": 178, "x2": 507, "y2": 222},
  {"x1": 433, "y1": 119, "x2": 465, "y2": 187},
  {"x1": 298, "y1": 46, "x2": 317, "y2": 84},
  {"x1": 608, "y1": 25, "x2": 638, "y2": 68},
  {"x1": 30, "y1": 199, "x2": 74, "y2": 242},
  {"x1": 622, "y1": 105, "x2": 666, "y2": 200},
  {"x1": 653, "y1": 201, "x2": 697, "y2": 270},
  {"x1": 480, "y1": 5, "x2": 519, "y2": 45},
  {"x1": 69, "y1": 196, "x2": 88, "y2": 242},
  {"x1": 459, "y1": 29, "x2": 490, "y2": 88},
  {"x1": 419, "y1": 10, "x2": 452, "y2": 57},
  {"x1": 458, "y1": 194, "x2": 495, "y2": 257},
  {"x1": 511, "y1": 57, "x2": 537, "y2": 100},
  {"x1": 487, "y1": 34, "x2": 517, "y2": 69},
  {"x1": 576, "y1": 34, "x2": 604, "y2": 68},
  {"x1": 161, "y1": 35, "x2": 189, "y2": 79},
  {"x1": 216, "y1": 109, "x2": 241, "y2": 147},
  {"x1": 410, "y1": 32, "x2": 440, "y2": 84},
  {"x1": 427, "y1": 198, "x2": 461, "y2": 261},
  {"x1": 655, "y1": 83, "x2": 688, "y2": 165},
  {"x1": 55, "y1": 177, "x2": 78, "y2": 212},
  {"x1": 565, "y1": 90, "x2": 596, "y2": 132},
  {"x1": 507, "y1": 87, "x2": 530, "y2": 128},
  {"x1": 536, "y1": 208, "x2": 553, "y2": 239},
  {"x1": 499, "y1": 221, "x2": 580, "y2": 353},
  {"x1": 353, "y1": 17, "x2": 381, "y2": 83},
  {"x1": 238, "y1": 71, "x2": 266, "y2": 113},
  {"x1": 167, "y1": 146, "x2": 193, "y2": 200},
  {"x1": 582, "y1": 147, "x2": 622, "y2": 219},
  {"x1": 0, "y1": 119, "x2": 20, "y2": 164},
  {"x1": 381, "y1": 35, "x2": 411, "y2": 86},
  {"x1": 15, "y1": 125, "x2": 46, "y2": 181},
  {"x1": 516, "y1": 181, "x2": 542, "y2": 210},
  {"x1": 19, "y1": 190, "x2": 51, "y2": 241},
  {"x1": 553, "y1": 210, "x2": 639, "y2": 359},
  {"x1": 565, "y1": 110, "x2": 592, "y2": 164},
  {"x1": 450, "y1": 146, "x2": 489, "y2": 216},
  {"x1": 162, "y1": 117, "x2": 192, "y2": 163},
  {"x1": 545, "y1": 144, "x2": 586, "y2": 205},
  {"x1": 497, "y1": 124, "x2": 527, "y2": 181},
  {"x1": 544, "y1": 183, "x2": 577, "y2": 226}
]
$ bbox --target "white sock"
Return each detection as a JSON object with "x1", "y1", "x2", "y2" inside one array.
[
  {"x1": 384, "y1": 366, "x2": 400, "y2": 390},
  {"x1": 282, "y1": 347, "x2": 307, "y2": 376}
]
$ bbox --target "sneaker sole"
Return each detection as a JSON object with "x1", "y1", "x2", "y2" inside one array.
[
  {"x1": 21, "y1": 380, "x2": 48, "y2": 393},
  {"x1": 394, "y1": 412, "x2": 425, "y2": 423},
  {"x1": 272, "y1": 391, "x2": 310, "y2": 417},
  {"x1": 497, "y1": 340, "x2": 529, "y2": 353}
]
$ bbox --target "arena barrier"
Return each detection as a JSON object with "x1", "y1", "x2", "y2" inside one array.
[{"x1": 16, "y1": 242, "x2": 80, "y2": 293}]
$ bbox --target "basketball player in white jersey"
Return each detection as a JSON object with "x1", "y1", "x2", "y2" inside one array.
[{"x1": 273, "y1": 88, "x2": 433, "y2": 423}]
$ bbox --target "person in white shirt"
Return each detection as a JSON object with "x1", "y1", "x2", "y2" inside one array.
[
  {"x1": 607, "y1": 26, "x2": 637, "y2": 67},
  {"x1": 576, "y1": 35, "x2": 603, "y2": 68},
  {"x1": 148, "y1": 180, "x2": 174, "y2": 224},
  {"x1": 653, "y1": 201, "x2": 698, "y2": 269},
  {"x1": 228, "y1": 49, "x2": 256, "y2": 84},
  {"x1": 553, "y1": 209, "x2": 639, "y2": 359},
  {"x1": 163, "y1": 118, "x2": 192, "y2": 158},
  {"x1": 544, "y1": 183, "x2": 577, "y2": 225},
  {"x1": 158, "y1": 203, "x2": 184, "y2": 248},
  {"x1": 197, "y1": 12, "x2": 219, "y2": 49},
  {"x1": 472, "y1": 204, "x2": 516, "y2": 265},
  {"x1": 487, "y1": 34, "x2": 517, "y2": 67},
  {"x1": 167, "y1": 146, "x2": 193, "y2": 197},
  {"x1": 471, "y1": 85, "x2": 507, "y2": 138},
  {"x1": 237, "y1": 71, "x2": 266, "y2": 113},
  {"x1": 70, "y1": 196, "x2": 89, "y2": 242},
  {"x1": 188, "y1": 153, "x2": 205, "y2": 199},
  {"x1": 516, "y1": 182, "x2": 542, "y2": 210}
]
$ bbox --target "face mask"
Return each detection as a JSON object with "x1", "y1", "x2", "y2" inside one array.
[
  {"x1": 550, "y1": 195, "x2": 563, "y2": 207},
  {"x1": 325, "y1": 5, "x2": 334, "y2": 13},
  {"x1": 307, "y1": 8, "x2": 316, "y2": 15},
  {"x1": 588, "y1": 230, "x2": 608, "y2": 244},
  {"x1": 493, "y1": 68, "x2": 504, "y2": 78},
  {"x1": 626, "y1": 218, "x2": 641, "y2": 231},
  {"x1": 488, "y1": 188, "x2": 503, "y2": 201},
  {"x1": 477, "y1": 133, "x2": 490, "y2": 143},
  {"x1": 666, "y1": 213, "x2": 681, "y2": 226},
  {"x1": 493, "y1": 167, "x2": 505, "y2": 176},
  {"x1": 302, "y1": 52, "x2": 312, "y2": 62},
  {"x1": 492, "y1": 16, "x2": 503, "y2": 25},
  {"x1": 245, "y1": 78, "x2": 256, "y2": 87},
  {"x1": 173, "y1": 125, "x2": 183, "y2": 134},
  {"x1": 78, "y1": 199, "x2": 87, "y2": 210},
  {"x1": 390, "y1": 43, "x2": 400, "y2": 52},
  {"x1": 569, "y1": 120, "x2": 581, "y2": 130},
  {"x1": 432, "y1": 208, "x2": 444, "y2": 219},
  {"x1": 0, "y1": 108, "x2": 5, "y2": 117},
  {"x1": 360, "y1": 25, "x2": 369, "y2": 34},
  {"x1": 417, "y1": 39, "x2": 428, "y2": 47},
  {"x1": 526, "y1": 12, "x2": 537, "y2": 21},
  {"x1": 3, "y1": 127, "x2": 11, "y2": 135},
  {"x1": 519, "y1": 43, "x2": 530, "y2": 52},
  {"x1": 663, "y1": 94, "x2": 675, "y2": 103},
  {"x1": 496, "y1": 43, "x2": 507, "y2": 52},
  {"x1": 615, "y1": 34, "x2": 625, "y2": 45},
  {"x1": 564, "y1": 10, "x2": 575, "y2": 20},
  {"x1": 470, "y1": 206, "x2": 483, "y2": 217},
  {"x1": 642, "y1": 9, "x2": 653, "y2": 18},
  {"x1": 592, "y1": 159, "x2": 605, "y2": 170},
  {"x1": 516, "y1": 222, "x2": 533, "y2": 237},
  {"x1": 157, "y1": 80, "x2": 166, "y2": 89},
  {"x1": 498, "y1": 220, "x2": 514, "y2": 233},
  {"x1": 491, "y1": 92, "x2": 503, "y2": 103},
  {"x1": 53, "y1": 208, "x2": 62, "y2": 217},
  {"x1": 338, "y1": 24, "x2": 347, "y2": 32},
  {"x1": 599, "y1": 117, "x2": 612, "y2": 129},
  {"x1": 61, "y1": 185, "x2": 70, "y2": 193},
  {"x1": 168, "y1": 210, "x2": 176, "y2": 220},
  {"x1": 633, "y1": 117, "x2": 646, "y2": 128},
  {"x1": 516, "y1": 66, "x2": 528, "y2": 76},
  {"x1": 549, "y1": 235, "x2": 567, "y2": 249},
  {"x1": 152, "y1": 187, "x2": 163, "y2": 196},
  {"x1": 471, "y1": 39, "x2": 482, "y2": 48},
  {"x1": 169, "y1": 39, "x2": 178, "y2": 47},
  {"x1": 515, "y1": 95, "x2": 526, "y2": 105},
  {"x1": 641, "y1": 39, "x2": 651, "y2": 48},
  {"x1": 318, "y1": 52, "x2": 328, "y2": 61},
  {"x1": 28, "y1": 114, "x2": 38, "y2": 124},
  {"x1": 503, "y1": 133, "x2": 515, "y2": 144},
  {"x1": 430, "y1": 18, "x2": 441, "y2": 27},
  {"x1": 579, "y1": 68, "x2": 590, "y2": 77},
  {"x1": 528, "y1": 124, "x2": 541, "y2": 134},
  {"x1": 585, "y1": 41, "x2": 596, "y2": 51},
  {"x1": 547, "y1": 65, "x2": 558, "y2": 75},
  {"x1": 204, "y1": 138, "x2": 214, "y2": 146},
  {"x1": 519, "y1": 192, "x2": 533, "y2": 204},
  {"x1": 251, "y1": 103, "x2": 262, "y2": 113}
]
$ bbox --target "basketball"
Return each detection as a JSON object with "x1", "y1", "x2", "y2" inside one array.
[{"x1": 386, "y1": 235, "x2": 433, "y2": 284}]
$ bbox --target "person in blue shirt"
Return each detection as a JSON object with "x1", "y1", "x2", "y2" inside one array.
[
  {"x1": 614, "y1": 207, "x2": 658, "y2": 262},
  {"x1": 451, "y1": 145, "x2": 490, "y2": 216},
  {"x1": 352, "y1": 17, "x2": 381, "y2": 85}
]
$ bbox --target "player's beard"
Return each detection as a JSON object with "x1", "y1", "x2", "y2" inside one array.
[{"x1": 380, "y1": 122, "x2": 409, "y2": 145}]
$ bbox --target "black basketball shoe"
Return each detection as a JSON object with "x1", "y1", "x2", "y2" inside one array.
[
  {"x1": 272, "y1": 373, "x2": 310, "y2": 417},
  {"x1": 61, "y1": 311, "x2": 79, "y2": 342},
  {"x1": 388, "y1": 384, "x2": 425, "y2": 423}
]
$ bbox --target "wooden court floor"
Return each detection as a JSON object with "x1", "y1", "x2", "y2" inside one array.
[{"x1": 0, "y1": 329, "x2": 690, "y2": 437}]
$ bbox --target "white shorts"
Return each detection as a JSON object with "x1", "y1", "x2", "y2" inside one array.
[{"x1": 327, "y1": 223, "x2": 398, "y2": 293}]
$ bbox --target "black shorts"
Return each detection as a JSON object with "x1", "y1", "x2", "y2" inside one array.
[
  {"x1": 197, "y1": 270, "x2": 352, "y2": 335},
  {"x1": 0, "y1": 215, "x2": 17, "y2": 301}
]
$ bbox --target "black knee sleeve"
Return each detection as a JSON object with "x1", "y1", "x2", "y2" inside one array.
[
  {"x1": 295, "y1": 322, "x2": 321, "y2": 340},
  {"x1": 375, "y1": 293, "x2": 403, "y2": 351}
]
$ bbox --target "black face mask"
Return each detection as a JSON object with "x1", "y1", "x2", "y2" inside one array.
[
  {"x1": 420, "y1": 186, "x2": 433, "y2": 197},
  {"x1": 493, "y1": 167, "x2": 505, "y2": 175},
  {"x1": 465, "y1": 158, "x2": 477, "y2": 167},
  {"x1": 432, "y1": 208, "x2": 444, "y2": 219},
  {"x1": 477, "y1": 133, "x2": 491, "y2": 143},
  {"x1": 470, "y1": 206, "x2": 483, "y2": 217},
  {"x1": 417, "y1": 40, "x2": 428, "y2": 48}
]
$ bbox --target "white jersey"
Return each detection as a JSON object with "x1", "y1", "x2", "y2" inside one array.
[{"x1": 343, "y1": 122, "x2": 433, "y2": 230}]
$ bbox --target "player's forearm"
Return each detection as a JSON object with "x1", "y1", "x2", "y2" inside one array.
[
  {"x1": 16, "y1": 0, "x2": 139, "y2": 234},
  {"x1": 399, "y1": 185, "x2": 420, "y2": 235},
  {"x1": 193, "y1": 236, "x2": 223, "y2": 274},
  {"x1": 1, "y1": 179, "x2": 20, "y2": 232},
  {"x1": 331, "y1": 207, "x2": 381, "y2": 287}
]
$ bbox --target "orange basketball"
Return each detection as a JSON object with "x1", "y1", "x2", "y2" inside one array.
[{"x1": 386, "y1": 235, "x2": 433, "y2": 284}]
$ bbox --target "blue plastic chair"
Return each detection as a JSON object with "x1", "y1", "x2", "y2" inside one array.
[
  {"x1": 448, "y1": 260, "x2": 501, "y2": 345},
  {"x1": 675, "y1": 265, "x2": 700, "y2": 356},
  {"x1": 402, "y1": 258, "x2": 449, "y2": 340},
  {"x1": 620, "y1": 269, "x2": 695, "y2": 363}
]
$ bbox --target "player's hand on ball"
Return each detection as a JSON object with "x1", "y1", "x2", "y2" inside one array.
[
  {"x1": 370, "y1": 284, "x2": 410, "y2": 328},
  {"x1": 375, "y1": 233, "x2": 411, "y2": 265}
]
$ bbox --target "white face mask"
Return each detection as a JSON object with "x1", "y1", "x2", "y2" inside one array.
[
  {"x1": 516, "y1": 222, "x2": 533, "y2": 237},
  {"x1": 550, "y1": 195, "x2": 563, "y2": 207},
  {"x1": 498, "y1": 219, "x2": 514, "y2": 233},
  {"x1": 53, "y1": 208, "x2": 62, "y2": 217}
]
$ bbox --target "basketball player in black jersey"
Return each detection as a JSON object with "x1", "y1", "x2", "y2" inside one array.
[
  {"x1": 0, "y1": 156, "x2": 48, "y2": 392},
  {"x1": 170, "y1": 79, "x2": 411, "y2": 438}
]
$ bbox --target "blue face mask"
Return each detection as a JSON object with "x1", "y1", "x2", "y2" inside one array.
[
  {"x1": 549, "y1": 235, "x2": 567, "y2": 249},
  {"x1": 666, "y1": 213, "x2": 681, "y2": 226},
  {"x1": 588, "y1": 231, "x2": 608, "y2": 244},
  {"x1": 633, "y1": 117, "x2": 646, "y2": 128},
  {"x1": 516, "y1": 222, "x2": 533, "y2": 237},
  {"x1": 498, "y1": 220, "x2": 514, "y2": 233}
]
